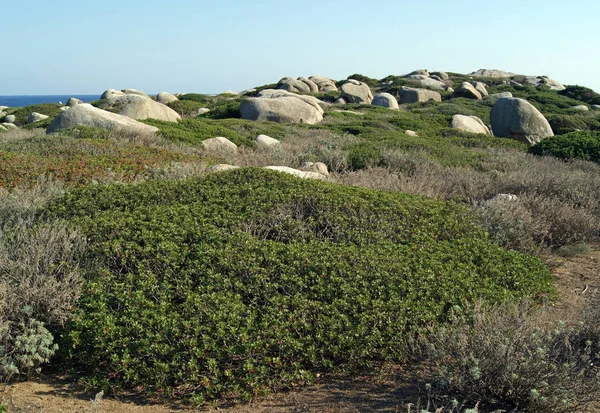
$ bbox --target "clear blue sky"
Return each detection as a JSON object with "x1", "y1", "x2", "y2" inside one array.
[{"x1": 2, "y1": 0, "x2": 598, "y2": 95}]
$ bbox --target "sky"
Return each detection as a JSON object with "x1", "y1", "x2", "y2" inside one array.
[{"x1": 1, "y1": 0, "x2": 599, "y2": 95}]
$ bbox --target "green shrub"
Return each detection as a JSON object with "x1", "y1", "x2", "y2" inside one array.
[
  {"x1": 202, "y1": 99, "x2": 241, "y2": 119},
  {"x1": 343, "y1": 73, "x2": 379, "y2": 87},
  {"x1": 49, "y1": 168, "x2": 553, "y2": 403},
  {"x1": 529, "y1": 131, "x2": 600, "y2": 163},
  {"x1": 4, "y1": 104, "x2": 62, "y2": 126},
  {"x1": 559, "y1": 85, "x2": 600, "y2": 105},
  {"x1": 167, "y1": 100, "x2": 209, "y2": 118}
]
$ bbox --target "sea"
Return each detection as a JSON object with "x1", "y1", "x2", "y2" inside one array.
[{"x1": 0, "y1": 95, "x2": 100, "y2": 108}]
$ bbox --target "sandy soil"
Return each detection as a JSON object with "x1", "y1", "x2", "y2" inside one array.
[{"x1": 2, "y1": 247, "x2": 599, "y2": 413}]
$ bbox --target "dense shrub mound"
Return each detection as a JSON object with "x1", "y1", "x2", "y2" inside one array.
[
  {"x1": 49, "y1": 167, "x2": 552, "y2": 402},
  {"x1": 529, "y1": 131, "x2": 600, "y2": 163}
]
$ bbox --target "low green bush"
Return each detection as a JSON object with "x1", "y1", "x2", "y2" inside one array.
[
  {"x1": 167, "y1": 100, "x2": 209, "y2": 118},
  {"x1": 529, "y1": 131, "x2": 600, "y2": 163},
  {"x1": 5, "y1": 104, "x2": 62, "y2": 126},
  {"x1": 49, "y1": 168, "x2": 553, "y2": 403},
  {"x1": 558, "y1": 85, "x2": 600, "y2": 105}
]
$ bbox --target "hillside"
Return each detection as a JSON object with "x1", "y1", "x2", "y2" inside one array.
[{"x1": 1, "y1": 69, "x2": 599, "y2": 412}]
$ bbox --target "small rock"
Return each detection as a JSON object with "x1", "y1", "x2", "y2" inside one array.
[
  {"x1": 28, "y1": 112, "x2": 49, "y2": 124},
  {"x1": 4, "y1": 115, "x2": 16, "y2": 124},
  {"x1": 264, "y1": 166, "x2": 326, "y2": 180},
  {"x1": 405, "y1": 130, "x2": 418, "y2": 137},
  {"x1": 372, "y1": 93, "x2": 399, "y2": 109},
  {"x1": 572, "y1": 105, "x2": 589, "y2": 111},
  {"x1": 489, "y1": 193, "x2": 519, "y2": 202},
  {"x1": 471, "y1": 82, "x2": 488, "y2": 97},
  {"x1": 255, "y1": 134, "x2": 281, "y2": 148},
  {"x1": 1, "y1": 123, "x2": 17, "y2": 130},
  {"x1": 59, "y1": 106, "x2": 70, "y2": 111},
  {"x1": 334, "y1": 98, "x2": 347, "y2": 105},
  {"x1": 201, "y1": 137, "x2": 238, "y2": 153}
]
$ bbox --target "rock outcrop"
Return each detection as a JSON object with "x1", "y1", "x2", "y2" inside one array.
[
  {"x1": 122, "y1": 88, "x2": 149, "y2": 97},
  {"x1": 67, "y1": 98, "x2": 83, "y2": 107},
  {"x1": 490, "y1": 97, "x2": 554, "y2": 145},
  {"x1": 100, "y1": 95, "x2": 181, "y2": 122},
  {"x1": 100, "y1": 89, "x2": 126, "y2": 99},
  {"x1": 470, "y1": 69, "x2": 515, "y2": 78},
  {"x1": 522, "y1": 76, "x2": 565, "y2": 91},
  {"x1": 454, "y1": 82, "x2": 482, "y2": 99},
  {"x1": 309, "y1": 76, "x2": 338, "y2": 92},
  {"x1": 451, "y1": 115, "x2": 491, "y2": 135},
  {"x1": 46, "y1": 104, "x2": 159, "y2": 134},
  {"x1": 371, "y1": 93, "x2": 399, "y2": 109},
  {"x1": 28, "y1": 112, "x2": 49, "y2": 124},
  {"x1": 4, "y1": 115, "x2": 16, "y2": 124},
  {"x1": 264, "y1": 166, "x2": 326, "y2": 180},
  {"x1": 240, "y1": 89, "x2": 324, "y2": 124},
  {"x1": 398, "y1": 87, "x2": 442, "y2": 104},
  {"x1": 156, "y1": 92, "x2": 178, "y2": 105},
  {"x1": 255, "y1": 134, "x2": 281, "y2": 148},
  {"x1": 340, "y1": 79, "x2": 373, "y2": 104}
]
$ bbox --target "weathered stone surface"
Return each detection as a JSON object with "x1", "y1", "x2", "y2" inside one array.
[
  {"x1": 264, "y1": 166, "x2": 326, "y2": 180},
  {"x1": 310, "y1": 162, "x2": 329, "y2": 176},
  {"x1": 28, "y1": 112, "x2": 49, "y2": 124},
  {"x1": 470, "y1": 69, "x2": 515, "y2": 78},
  {"x1": 241, "y1": 89, "x2": 324, "y2": 124},
  {"x1": 490, "y1": 97, "x2": 554, "y2": 145},
  {"x1": 66, "y1": 98, "x2": 82, "y2": 107},
  {"x1": 4, "y1": 115, "x2": 16, "y2": 124},
  {"x1": 122, "y1": 88, "x2": 149, "y2": 97},
  {"x1": 471, "y1": 82, "x2": 488, "y2": 97},
  {"x1": 405, "y1": 130, "x2": 418, "y2": 137},
  {"x1": 156, "y1": 92, "x2": 178, "y2": 105},
  {"x1": 59, "y1": 106, "x2": 70, "y2": 111},
  {"x1": 405, "y1": 69, "x2": 429, "y2": 77},
  {"x1": 454, "y1": 82, "x2": 482, "y2": 99},
  {"x1": 398, "y1": 87, "x2": 442, "y2": 104},
  {"x1": 100, "y1": 89, "x2": 126, "y2": 99},
  {"x1": 486, "y1": 92, "x2": 513, "y2": 100},
  {"x1": 522, "y1": 76, "x2": 565, "y2": 91},
  {"x1": 277, "y1": 77, "x2": 311, "y2": 94},
  {"x1": 46, "y1": 104, "x2": 159, "y2": 134},
  {"x1": 451, "y1": 115, "x2": 491, "y2": 135},
  {"x1": 1, "y1": 123, "x2": 17, "y2": 130},
  {"x1": 298, "y1": 77, "x2": 319, "y2": 93},
  {"x1": 309, "y1": 76, "x2": 338, "y2": 92},
  {"x1": 416, "y1": 77, "x2": 449, "y2": 90},
  {"x1": 101, "y1": 95, "x2": 181, "y2": 122},
  {"x1": 430, "y1": 71, "x2": 449, "y2": 80},
  {"x1": 255, "y1": 134, "x2": 281, "y2": 148},
  {"x1": 340, "y1": 80, "x2": 373, "y2": 104},
  {"x1": 196, "y1": 108, "x2": 211, "y2": 116},
  {"x1": 201, "y1": 137, "x2": 238, "y2": 153},
  {"x1": 372, "y1": 93, "x2": 399, "y2": 109}
]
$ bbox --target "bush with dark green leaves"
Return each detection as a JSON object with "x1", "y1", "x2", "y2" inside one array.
[
  {"x1": 529, "y1": 131, "x2": 600, "y2": 163},
  {"x1": 2, "y1": 104, "x2": 62, "y2": 126},
  {"x1": 49, "y1": 168, "x2": 553, "y2": 403},
  {"x1": 558, "y1": 85, "x2": 600, "y2": 105}
]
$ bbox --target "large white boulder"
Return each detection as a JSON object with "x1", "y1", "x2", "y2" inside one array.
[
  {"x1": 309, "y1": 76, "x2": 338, "y2": 92},
  {"x1": 490, "y1": 97, "x2": 554, "y2": 145},
  {"x1": 122, "y1": 88, "x2": 149, "y2": 97},
  {"x1": 28, "y1": 112, "x2": 49, "y2": 124},
  {"x1": 277, "y1": 77, "x2": 311, "y2": 94},
  {"x1": 340, "y1": 79, "x2": 373, "y2": 104},
  {"x1": 100, "y1": 95, "x2": 181, "y2": 122},
  {"x1": 451, "y1": 115, "x2": 491, "y2": 135},
  {"x1": 469, "y1": 69, "x2": 515, "y2": 78},
  {"x1": 454, "y1": 82, "x2": 482, "y2": 99},
  {"x1": 101, "y1": 89, "x2": 126, "y2": 99},
  {"x1": 4, "y1": 115, "x2": 16, "y2": 124},
  {"x1": 371, "y1": 93, "x2": 399, "y2": 109},
  {"x1": 398, "y1": 87, "x2": 442, "y2": 104},
  {"x1": 241, "y1": 89, "x2": 324, "y2": 124},
  {"x1": 46, "y1": 104, "x2": 159, "y2": 134},
  {"x1": 156, "y1": 92, "x2": 178, "y2": 105},
  {"x1": 522, "y1": 76, "x2": 565, "y2": 91}
]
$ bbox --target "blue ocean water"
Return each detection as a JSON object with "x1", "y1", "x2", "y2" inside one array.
[{"x1": 0, "y1": 95, "x2": 100, "y2": 108}]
